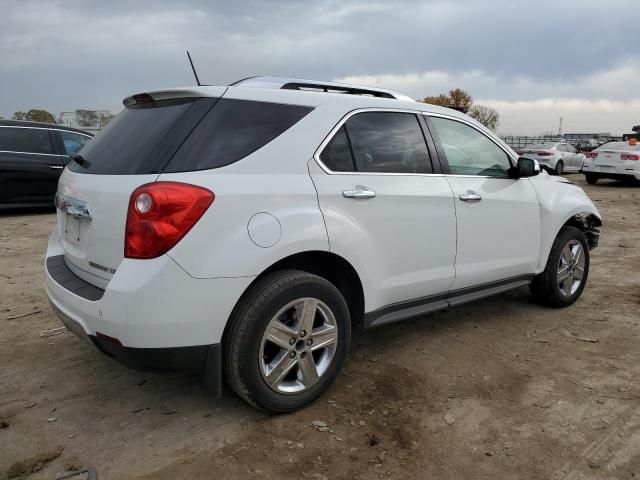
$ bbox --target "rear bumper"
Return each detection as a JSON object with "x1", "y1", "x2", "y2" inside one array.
[
  {"x1": 50, "y1": 299, "x2": 222, "y2": 392},
  {"x1": 582, "y1": 163, "x2": 640, "y2": 180},
  {"x1": 44, "y1": 229, "x2": 255, "y2": 390}
]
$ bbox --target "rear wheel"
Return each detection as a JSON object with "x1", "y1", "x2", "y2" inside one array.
[
  {"x1": 224, "y1": 270, "x2": 351, "y2": 412},
  {"x1": 555, "y1": 160, "x2": 564, "y2": 175},
  {"x1": 530, "y1": 226, "x2": 589, "y2": 307},
  {"x1": 585, "y1": 174, "x2": 598, "y2": 185}
]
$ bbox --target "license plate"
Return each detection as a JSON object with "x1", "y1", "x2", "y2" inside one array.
[{"x1": 64, "y1": 214, "x2": 81, "y2": 246}]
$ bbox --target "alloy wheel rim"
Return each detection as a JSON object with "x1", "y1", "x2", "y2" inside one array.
[
  {"x1": 259, "y1": 298, "x2": 338, "y2": 394},
  {"x1": 557, "y1": 240, "x2": 585, "y2": 297}
]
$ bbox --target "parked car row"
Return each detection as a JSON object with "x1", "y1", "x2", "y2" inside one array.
[
  {"x1": 0, "y1": 120, "x2": 93, "y2": 208},
  {"x1": 520, "y1": 142, "x2": 585, "y2": 175}
]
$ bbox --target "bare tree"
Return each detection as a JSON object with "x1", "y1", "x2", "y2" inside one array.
[
  {"x1": 469, "y1": 105, "x2": 500, "y2": 131},
  {"x1": 421, "y1": 89, "x2": 473, "y2": 113}
]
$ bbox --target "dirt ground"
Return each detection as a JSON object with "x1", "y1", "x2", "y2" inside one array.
[{"x1": 1, "y1": 175, "x2": 639, "y2": 480}]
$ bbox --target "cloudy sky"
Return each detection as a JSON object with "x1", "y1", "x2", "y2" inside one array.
[{"x1": 1, "y1": 0, "x2": 638, "y2": 135}]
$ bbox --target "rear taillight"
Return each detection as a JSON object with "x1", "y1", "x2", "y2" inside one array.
[
  {"x1": 621, "y1": 153, "x2": 640, "y2": 161},
  {"x1": 585, "y1": 152, "x2": 598, "y2": 158},
  {"x1": 124, "y1": 182, "x2": 214, "y2": 259}
]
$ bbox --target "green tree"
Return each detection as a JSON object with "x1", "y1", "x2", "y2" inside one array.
[
  {"x1": 75, "y1": 109, "x2": 99, "y2": 127},
  {"x1": 12, "y1": 109, "x2": 57, "y2": 123},
  {"x1": 469, "y1": 105, "x2": 500, "y2": 131},
  {"x1": 421, "y1": 88, "x2": 473, "y2": 113}
]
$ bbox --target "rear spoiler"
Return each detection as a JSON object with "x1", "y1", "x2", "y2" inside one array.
[{"x1": 122, "y1": 87, "x2": 228, "y2": 107}]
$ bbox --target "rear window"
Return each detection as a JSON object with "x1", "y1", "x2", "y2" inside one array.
[
  {"x1": 67, "y1": 98, "x2": 197, "y2": 174},
  {"x1": 163, "y1": 99, "x2": 313, "y2": 172},
  {"x1": 525, "y1": 143, "x2": 556, "y2": 150},
  {"x1": 0, "y1": 127, "x2": 53, "y2": 154}
]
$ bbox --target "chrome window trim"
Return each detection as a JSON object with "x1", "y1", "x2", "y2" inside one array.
[
  {"x1": 313, "y1": 108, "x2": 518, "y2": 178},
  {"x1": 313, "y1": 107, "x2": 436, "y2": 176},
  {"x1": 0, "y1": 150, "x2": 67, "y2": 157},
  {"x1": 0, "y1": 125, "x2": 93, "y2": 138}
]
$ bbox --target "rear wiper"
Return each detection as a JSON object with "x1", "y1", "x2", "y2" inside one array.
[{"x1": 69, "y1": 153, "x2": 91, "y2": 168}]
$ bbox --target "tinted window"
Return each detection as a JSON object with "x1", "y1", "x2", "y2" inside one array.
[
  {"x1": 165, "y1": 99, "x2": 313, "y2": 172},
  {"x1": 345, "y1": 112, "x2": 432, "y2": 173},
  {"x1": 0, "y1": 127, "x2": 53, "y2": 154},
  {"x1": 68, "y1": 98, "x2": 196, "y2": 174},
  {"x1": 60, "y1": 131, "x2": 91, "y2": 154},
  {"x1": 430, "y1": 117, "x2": 511, "y2": 177},
  {"x1": 320, "y1": 126, "x2": 355, "y2": 172}
]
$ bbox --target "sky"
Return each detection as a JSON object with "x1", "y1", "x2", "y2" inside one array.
[{"x1": 1, "y1": 0, "x2": 638, "y2": 135}]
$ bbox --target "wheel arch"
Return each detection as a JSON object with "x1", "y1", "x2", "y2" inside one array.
[
  {"x1": 537, "y1": 210, "x2": 602, "y2": 273},
  {"x1": 222, "y1": 250, "x2": 366, "y2": 345}
]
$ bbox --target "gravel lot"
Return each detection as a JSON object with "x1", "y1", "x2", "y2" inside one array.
[{"x1": 1, "y1": 175, "x2": 639, "y2": 480}]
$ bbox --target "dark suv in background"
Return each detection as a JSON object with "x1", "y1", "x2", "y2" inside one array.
[{"x1": 0, "y1": 120, "x2": 93, "y2": 209}]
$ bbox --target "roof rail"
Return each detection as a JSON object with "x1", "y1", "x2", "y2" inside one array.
[{"x1": 230, "y1": 76, "x2": 414, "y2": 102}]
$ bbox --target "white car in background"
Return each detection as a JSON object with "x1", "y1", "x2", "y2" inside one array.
[
  {"x1": 520, "y1": 142, "x2": 585, "y2": 175},
  {"x1": 45, "y1": 77, "x2": 602, "y2": 412},
  {"x1": 582, "y1": 140, "x2": 640, "y2": 184}
]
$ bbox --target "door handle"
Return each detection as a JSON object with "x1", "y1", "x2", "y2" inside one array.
[
  {"x1": 459, "y1": 191, "x2": 482, "y2": 202},
  {"x1": 49, "y1": 165, "x2": 64, "y2": 170},
  {"x1": 342, "y1": 189, "x2": 376, "y2": 199}
]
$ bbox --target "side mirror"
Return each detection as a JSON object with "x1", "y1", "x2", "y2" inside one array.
[{"x1": 510, "y1": 157, "x2": 541, "y2": 178}]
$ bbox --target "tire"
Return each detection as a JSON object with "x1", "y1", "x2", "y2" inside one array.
[
  {"x1": 530, "y1": 226, "x2": 590, "y2": 308},
  {"x1": 585, "y1": 174, "x2": 598, "y2": 185},
  {"x1": 223, "y1": 270, "x2": 351, "y2": 412},
  {"x1": 554, "y1": 160, "x2": 564, "y2": 175}
]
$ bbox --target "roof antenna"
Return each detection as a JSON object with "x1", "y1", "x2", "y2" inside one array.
[{"x1": 186, "y1": 50, "x2": 202, "y2": 86}]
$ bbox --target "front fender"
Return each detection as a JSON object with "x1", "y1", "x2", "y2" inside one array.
[{"x1": 530, "y1": 174, "x2": 602, "y2": 273}]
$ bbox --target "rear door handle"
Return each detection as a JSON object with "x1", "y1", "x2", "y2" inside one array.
[
  {"x1": 342, "y1": 189, "x2": 376, "y2": 199},
  {"x1": 459, "y1": 191, "x2": 482, "y2": 202},
  {"x1": 49, "y1": 165, "x2": 64, "y2": 170}
]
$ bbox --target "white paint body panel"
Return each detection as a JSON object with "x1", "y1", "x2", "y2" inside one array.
[
  {"x1": 446, "y1": 176, "x2": 541, "y2": 290},
  {"x1": 44, "y1": 81, "x2": 602, "y2": 350},
  {"x1": 308, "y1": 161, "x2": 456, "y2": 312}
]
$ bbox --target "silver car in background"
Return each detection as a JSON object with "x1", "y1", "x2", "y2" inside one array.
[{"x1": 520, "y1": 142, "x2": 585, "y2": 175}]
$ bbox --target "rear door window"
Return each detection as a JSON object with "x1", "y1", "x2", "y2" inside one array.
[
  {"x1": 67, "y1": 98, "x2": 199, "y2": 174},
  {"x1": 0, "y1": 127, "x2": 53, "y2": 154},
  {"x1": 345, "y1": 112, "x2": 433, "y2": 174},
  {"x1": 164, "y1": 99, "x2": 313, "y2": 172}
]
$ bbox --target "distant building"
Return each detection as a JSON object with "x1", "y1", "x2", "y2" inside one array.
[{"x1": 563, "y1": 133, "x2": 612, "y2": 142}]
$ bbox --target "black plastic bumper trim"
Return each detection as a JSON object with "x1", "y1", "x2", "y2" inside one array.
[{"x1": 46, "y1": 255, "x2": 105, "y2": 301}]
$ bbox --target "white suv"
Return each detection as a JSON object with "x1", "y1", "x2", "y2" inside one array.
[{"x1": 45, "y1": 77, "x2": 602, "y2": 412}]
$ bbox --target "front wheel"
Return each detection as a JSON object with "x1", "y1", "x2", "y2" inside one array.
[
  {"x1": 530, "y1": 226, "x2": 590, "y2": 307},
  {"x1": 223, "y1": 270, "x2": 351, "y2": 412}
]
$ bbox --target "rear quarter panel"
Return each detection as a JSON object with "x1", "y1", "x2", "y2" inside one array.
[{"x1": 156, "y1": 104, "x2": 341, "y2": 279}]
